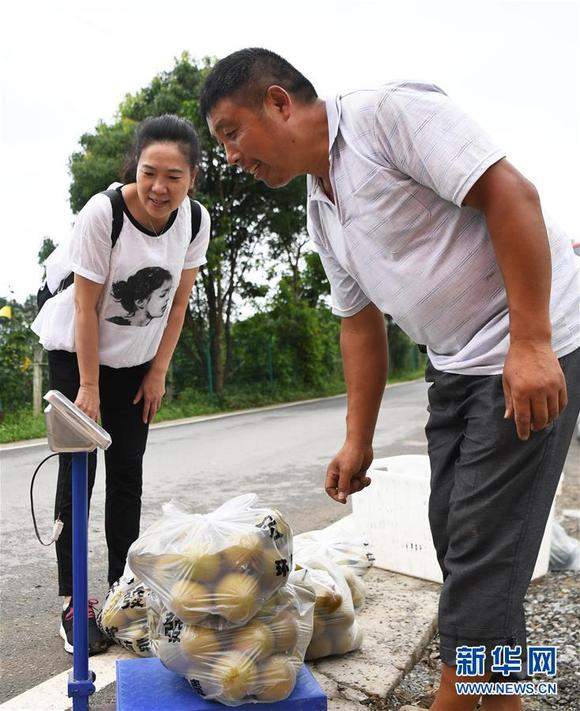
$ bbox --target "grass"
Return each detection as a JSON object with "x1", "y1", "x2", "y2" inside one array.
[
  {"x1": 0, "y1": 367, "x2": 424, "y2": 444},
  {"x1": 0, "y1": 408, "x2": 47, "y2": 444}
]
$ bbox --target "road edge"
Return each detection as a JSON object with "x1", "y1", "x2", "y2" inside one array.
[{"x1": 0, "y1": 379, "x2": 423, "y2": 453}]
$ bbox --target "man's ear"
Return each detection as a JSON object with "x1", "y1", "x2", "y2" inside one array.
[{"x1": 264, "y1": 85, "x2": 292, "y2": 120}]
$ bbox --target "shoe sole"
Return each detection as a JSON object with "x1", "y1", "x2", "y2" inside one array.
[{"x1": 59, "y1": 623, "x2": 74, "y2": 654}]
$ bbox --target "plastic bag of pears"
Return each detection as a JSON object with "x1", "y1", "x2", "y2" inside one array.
[
  {"x1": 294, "y1": 530, "x2": 372, "y2": 610},
  {"x1": 96, "y1": 563, "x2": 152, "y2": 657},
  {"x1": 128, "y1": 494, "x2": 292, "y2": 631},
  {"x1": 148, "y1": 572, "x2": 315, "y2": 706},
  {"x1": 293, "y1": 554, "x2": 363, "y2": 661}
]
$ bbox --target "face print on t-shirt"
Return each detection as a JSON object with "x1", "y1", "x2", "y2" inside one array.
[{"x1": 106, "y1": 266, "x2": 173, "y2": 327}]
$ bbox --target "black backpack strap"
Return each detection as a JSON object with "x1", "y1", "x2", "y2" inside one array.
[
  {"x1": 37, "y1": 188, "x2": 124, "y2": 314},
  {"x1": 189, "y1": 199, "x2": 202, "y2": 244},
  {"x1": 103, "y1": 188, "x2": 125, "y2": 248}
]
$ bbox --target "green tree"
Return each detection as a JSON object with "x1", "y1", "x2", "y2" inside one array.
[
  {"x1": 386, "y1": 316, "x2": 418, "y2": 375},
  {"x1": 0, "y1": 294, "x2": 38, "y2": 411},
  {"x1": 68, "y1": 53, "x2": 306, "y2": 394},
  {"x1": 264, "y1": 176, "x2": 309, "y2": 296},
  {"x1": 69, "y1": 120, "x2": 136, "y2": 213},
  {"x1": 301, "y1": 251, "x2": 330, "y2": 308},
  {"x1": 38, "y1": 237, "x2": 56, "y2": 280},
  {"x1": 230, "y1": 276, "x2": 341, "y2": 389},
  {"x1": 0, "y1": 234, "x2": 60, "y2": 413}
]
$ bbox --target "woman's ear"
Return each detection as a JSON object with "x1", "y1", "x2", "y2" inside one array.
[{"x1": 134, "y1": 297, "x2": 147, "y2": 310}]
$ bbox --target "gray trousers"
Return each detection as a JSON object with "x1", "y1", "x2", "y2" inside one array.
[{"x1": 424, "y1": 347, "x2": 580, "y2": 669}]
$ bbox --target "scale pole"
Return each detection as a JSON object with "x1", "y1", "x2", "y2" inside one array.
[{"x1": 68, "y1": 451, "x2": 95, "y2": 710}]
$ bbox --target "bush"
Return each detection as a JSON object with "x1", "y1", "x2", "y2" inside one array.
[
  {"x1": 0, "y1": 296, "x2": 41, "y2": 413},
  {"x1": 229, "y1": 280, "x2": 342, "y2": 389}
]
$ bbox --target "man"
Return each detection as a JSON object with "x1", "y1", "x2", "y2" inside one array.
[{"x1": 200, "y1": 49, "x2": 580, "y2": 710}]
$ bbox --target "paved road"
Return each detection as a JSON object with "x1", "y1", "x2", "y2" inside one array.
[{"x1": 0, "y1": 380, "x2": 431, "y2": 702}]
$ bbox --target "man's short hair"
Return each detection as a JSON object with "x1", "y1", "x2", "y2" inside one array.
[{"x1": 200, "y1": 48, "x2": 318, "y2": 118}]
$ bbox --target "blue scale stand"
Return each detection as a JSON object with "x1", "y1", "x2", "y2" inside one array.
[
  {"x1": 45, "y1": 390, "x2": 113, "y2": 711},
  {"x1": 116, "y1": 657, "x2": 327, "y2": 711},
  {"x1": 44, "y1": 391, "x2": 327, "y2": 710}
]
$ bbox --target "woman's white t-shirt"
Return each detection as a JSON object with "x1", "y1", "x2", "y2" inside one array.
[{"x1": 32, "y1": 185, "x2": 210, "y2": 368}]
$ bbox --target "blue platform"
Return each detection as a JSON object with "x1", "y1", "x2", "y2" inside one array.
[{"x1": 116, "y1": 657, "x2": 327, "y2": 710}]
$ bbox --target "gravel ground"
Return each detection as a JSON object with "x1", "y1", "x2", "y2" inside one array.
[{"x1": 378, "y1": 567, "x2": 580, "y2": 710}]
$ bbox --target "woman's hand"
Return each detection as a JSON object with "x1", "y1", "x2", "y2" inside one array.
[
  {"x1": 74, "y1": 384, "x2": 100, "y2": 421},
  {"x1": 134, "y1": 367, "x2": 166, "y2": 424}
]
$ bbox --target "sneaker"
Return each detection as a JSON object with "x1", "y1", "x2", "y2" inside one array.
[{"x1": 59, "y1": 598, "x2": 110, "y2": 655}]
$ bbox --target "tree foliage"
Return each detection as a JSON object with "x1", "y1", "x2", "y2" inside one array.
[
  {"x1": 37, "y1": 237, "x2": 56, "y2": 280},
  {"x1": 229, "y1": 277, "x2": 341, "y2": 389},
  {"x1": 0, "y1": 295, "x2": 38, "y2": 411}
]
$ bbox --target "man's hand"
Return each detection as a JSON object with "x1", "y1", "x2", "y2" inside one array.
[
  {"x1": 325, "y1": 441, "x2": 374, "y2": 504},
  {"x1": 465, "y1": 159, "x2": 567, "y2": 442},
  {"x1": 134, "y1": 368, "x2": 166, "y2": 424},
  {"x1": 503, "y1": 339, "x2": 567, "y2": 440}
]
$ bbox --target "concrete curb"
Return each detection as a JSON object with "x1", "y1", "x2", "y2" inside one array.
[
  {"x1": 310, "y1": 568, "x2": 439, "y2": 709},
  {"x1": 307, "y1": 514, "x2": 441, "y2": 709},
  {"x1": 0, "y1": 379, "x2": 423, "y2": 453}
]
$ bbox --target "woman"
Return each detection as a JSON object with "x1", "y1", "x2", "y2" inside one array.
[{"x1": 32, "y1": 114, "x2": 210, "y2": 654}]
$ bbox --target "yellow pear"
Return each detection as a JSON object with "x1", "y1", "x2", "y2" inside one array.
[
  {"x1": 100, "y1": 607, "x2": 123, "y2": 631},
  {"x1": 255, "y1": 655, "x2": 297, "y2": 702},
  {"x1": 312, "y1": 614, "x2": 327, "y2": 638},
  {"x1": 185, "y1": 664, "x2": 220, "y2": 699},
  {"x1": 146, "y1": 552, "x2": 187, "y2": 590},
  {"x1": 315, "y1": 588, "x2": 343, "y2": 615},
  {"x1": 259, "y1": 547, "x2": 290, "y2": 591},
  {"x1": 343, "y1": 568, "x2": 365, "y2": 609},
  {"x1": 324, "y1": 614, "x2": 350, "y2": 641},
  {"x1": 149, "y1": 552, "x2": 185, "y2": 574},
  {"x1": 215, "y1": 573, "x2": 260, "y2": 624},
  {"x1": 232, "y1": 619, "x2": 275, "y2": 660},
  {"x1": 305, "y1": 634, "x2": 334, "y2": 660},
  {"x1": 334, "y1": 605, "x2": 356, "y2": 626},
  {"x1": 123, "y1": 605, "x2": 147, "y2": 622},
  {"x1": 270, "y1": 610, "x2": 299, "y2": 653},
  {"x1": 222, "y1": 532, "x2": 265, "y2": 571},
  {"x1": 120, "y1": 588, "x2": 148, "y2": 621},
  {"x1": 212, "y1": 651, "x2": 257, "y2": 702},
  {"x1": 170, "y1": 579, "x2": 210, "y2": 624},
  {"x1": 180, "y1": 625, "x2": 221, "y2": 659},
  {"x1": 157, "y1": 632, "x2": 196, "y2": 675},
  {"x1": 146, "y1": 605, "x2": 160, "y2": 637},
  {"x1": 100, "y1": 588, "x2": 128, "y2": 630},
  {"x1": 185, "y1": 551, "x2": 222, "y2": 583}
]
